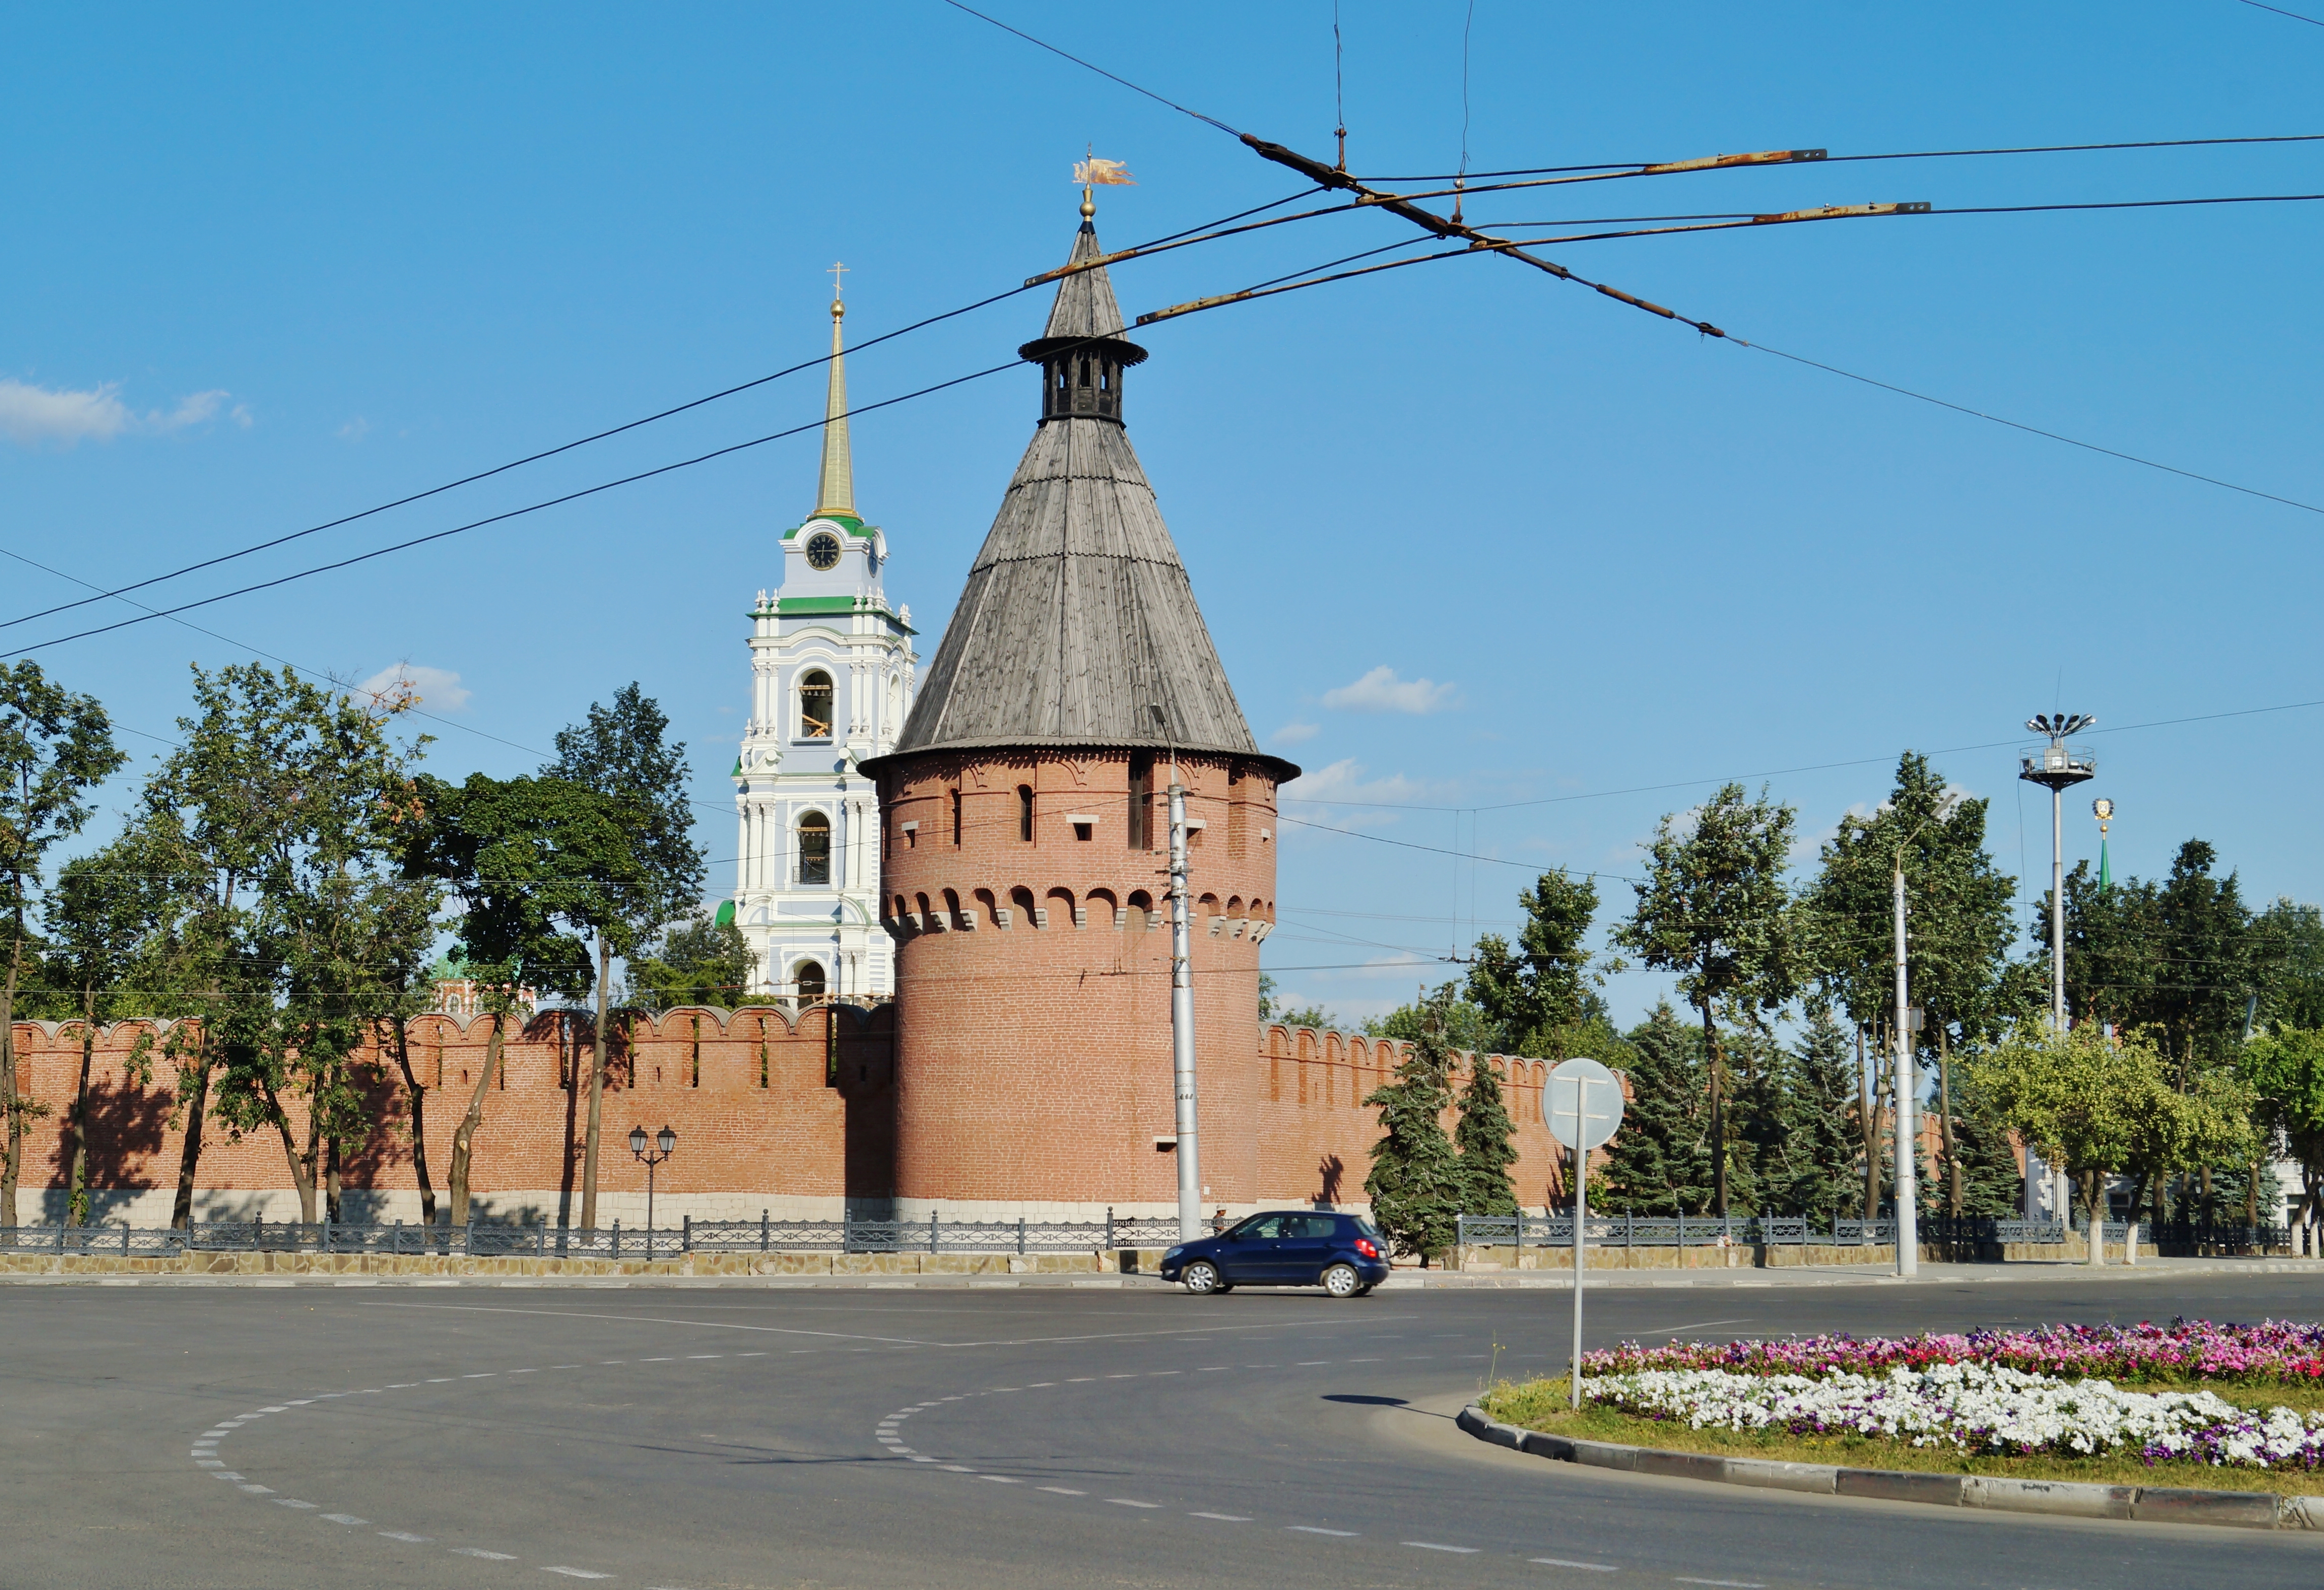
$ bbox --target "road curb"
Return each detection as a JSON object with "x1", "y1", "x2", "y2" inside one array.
[
  {"x1": 0, "y1": 1272, "x2": 1170, "y2": 1290},
  {"x1": 1455, "y1": 1404, "x2": 2314, "y2": 1531}
]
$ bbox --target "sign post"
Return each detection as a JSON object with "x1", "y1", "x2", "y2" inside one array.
[{"x1": 1542, "y1": 1057, "x2": 1623, "y2": 1411}]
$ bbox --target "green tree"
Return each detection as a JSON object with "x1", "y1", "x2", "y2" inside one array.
[
  {"x1": 1363, "y1": 989, "x2": 1464, "y2": 1263},
  {"x1": 1968, "y1": 1022, "x2": 2246, "y2": 1258},
  {"x1": 1802, "y1": 753, "x2": 2022, "y2": 1217},
  {"x1": 42, "y1": 825, "x2": 177, "y2": 1223},
  {"x1": 140, "y1": 663, "x2": 433, "y2": 1225},
  {"x1": 544, "y1": 685, "x2": 705, "y2": 1231},
  {"x1": 0, "y1": 661, "x2": 126, "y2": 1225},
  {"x1": 2063, "y1": 839, "x2": 2264, "y2": 1224},
  {"x1": 1364, "y1": 982, "x2": 1498, "y2": 1054},
  {"x1": 404, "y1": 772, "x2": 622, "y2": 1225},
  {"x1": 1595, "y1": 1002, "x2": 1712, "y2": 1216},
  {"x1": 2242, "y1": 1026, "x2": 2324, "y2": 1236},
  {"x1": 1755, "y1": 1007, "x2": 1860, "y2": 1219},
  {"x1": 1613, "y1": 783, "x2": 1801, "y2": 1216},
  {"x1": 1465, "y1": 868, "x2": 1600, "y2": 1057},
  {"x1": 626, "y1": 914, "x2": 777, "y2": 1013},
  {"x1": 2252, "y1": 899, "x2": 2324, "y2": 1031},
  {"x1": 1452, "y1": 1055, "x2": 1519, "y2": 1216}
]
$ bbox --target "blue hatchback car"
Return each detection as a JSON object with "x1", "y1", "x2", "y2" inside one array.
[{"x1": 1159, "y1": 1210, "x2": 1391, "y2": 1298}]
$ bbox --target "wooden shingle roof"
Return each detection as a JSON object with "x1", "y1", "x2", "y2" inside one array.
[{"x1": 870, "y1": 221, "x2": 1293, "y2": 780}]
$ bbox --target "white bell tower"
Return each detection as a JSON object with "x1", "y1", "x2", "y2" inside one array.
[{"x1": 725, "y1": 272, "x2": 916, "y2": 1004}]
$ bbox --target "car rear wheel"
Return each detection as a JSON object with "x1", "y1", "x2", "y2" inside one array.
[
  {"x1": 1182, "y1": 1259, "x2": 1225, "y2": 1295},
  {"x1": 1321, "y1": 1263, "x2": 1363, "y2": 1298}
]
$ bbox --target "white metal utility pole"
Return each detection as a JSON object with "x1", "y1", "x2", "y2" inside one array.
[
  {"x1": 1892, "y1": 866, "x2": 1917, "y2": 1278},
  {"x1": 1167, "y1": 767, "x2": 1202, "y2": 1242}
]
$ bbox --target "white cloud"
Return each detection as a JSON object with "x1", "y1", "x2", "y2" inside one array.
[
  {"x1": 0, "y1": 377, "x2": 248, "y2": 447},
  {"x1": 0, "y1": 380, "x2": 132, "y2": 445},
  {"x1": 1281, "y1": 756, "x2": 1436, "y2": 809},
  {"x1": 1321, "y1": 665, "x2": 1457, "y2": 715},
  {"x1": 1270, "y1": 721, "x2": 1320, "y2": 745},
  {"x1": 337, "y1": 416, "x2": 371, "y2": 441},
  {"x1": 356, "y1": 663, "x2": 470, "y2": 712}
]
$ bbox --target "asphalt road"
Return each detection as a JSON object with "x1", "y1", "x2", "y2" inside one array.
[{"x1": 10, "y1": 1273, "x2": 2324, "y2": 1589}]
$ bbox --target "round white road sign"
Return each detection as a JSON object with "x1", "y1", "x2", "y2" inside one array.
[{"x1": 1541, "y1": 1056, "x2": 1624, "y2": 1151}]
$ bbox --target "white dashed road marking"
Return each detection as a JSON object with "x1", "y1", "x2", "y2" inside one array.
[
  {"x1": 1405, "y1": 1541, "x2": 1478, "y2": 1552},
  {"x1": 1532, "y1": 1558, "x2": 1619, "y2": 1572},
  {"x1": 453, "y1": 1547, "x2": 519, "y2": 1559},
  {"x1": 1039, "y1": 1486, "x2": 1087, "y2": 1495},
  {"x1": 1107, "y1": 1499, "x2": 1160, "y2": 1508},
  {"x1": 1289, "y1": 1526, "x2": 1358, "y2": 1537},
  {"x1": 1190, "y1": 1512, "x2": 1251, "y2": 1521}
]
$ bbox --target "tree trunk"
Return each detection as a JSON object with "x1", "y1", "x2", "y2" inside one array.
[
  {"x1": 65, "y1": 985, "x2": 97, "y2": 1225},
  {"x1": 2247, "y1": 1159, "x2": 2261, "y2": 1234},
  {"x1": 2199, "y1": 1164, "x2": 2215, "y2": 1225},
  {"x1": 171, "y1": 1031, "x2": 212, "y2": 1230},
  {"x1": 2082, "y1": 1169, "x2": 2106, "y2": 1267},
  {"x1": 324, "y1": 1132, "x2": 342, "y2": 1224},
  {"x1": 388, "y1": 1019, "x2": 437, "y2": 1228},
  {"x1": 581, "y1": 935, "x2": 609, "y2": 1230},
  {"x1": 263, "y1": 1079, "x2": 319, "y2": 1225},
  {"x1": 1858, "y1": 1024, "x2": 1878, "y2": 1219},
  {"x1": 447, "y1": 1013, "x2": 503, "y2": 1226},
  {"x1": 1, "y1": 934, "x2": 20, "y2": 1227},
  {"x1": 1701, "y1": 998, "x2": 1725, "y2": 1218},
  {"x1": 1936, "y1": 1022, "x2": 1960, "y2": 1216}
]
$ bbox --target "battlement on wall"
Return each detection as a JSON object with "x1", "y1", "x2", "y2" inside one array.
[{"x1": 4, "y1": 1004, "x2": 898, "y2": 1222}]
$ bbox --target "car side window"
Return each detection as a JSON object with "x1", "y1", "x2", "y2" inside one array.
[
  {"x1": 1287, "y1": 1215, "x2": 1335, "y2": 1238},
  {"x1": 1231, "y1": 1215, "x2": 1285, "y2": 1240}
]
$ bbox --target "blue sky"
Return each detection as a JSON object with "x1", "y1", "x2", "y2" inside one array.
[{"x1": 5, "y1": 2, "x2": 2320, "y2": 1027}]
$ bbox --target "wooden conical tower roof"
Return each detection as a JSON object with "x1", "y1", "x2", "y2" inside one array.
[{"x1": 872, "y1": 215, "x2": 1295, "y2": 780}]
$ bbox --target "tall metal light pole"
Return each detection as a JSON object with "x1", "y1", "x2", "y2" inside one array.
[
  {"x1": 2019, "y1": 714, "x2": 2094, "y2": 1254},
  {"x1": 2019, "y1": 714, "x2": 2095, "y2": 1033},
  {"x1": 1166, "y1": 760, "x2": 1202, "y2": 1242}
]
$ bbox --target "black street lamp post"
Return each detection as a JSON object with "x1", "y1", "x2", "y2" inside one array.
[{"x1": 629, "y1": 1125, "x2": 676, "y2": 1245}]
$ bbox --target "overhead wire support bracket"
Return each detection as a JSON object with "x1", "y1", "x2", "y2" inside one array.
[{"x1": 1137, "y1": 133, "x2": 1734, "y2": 337}]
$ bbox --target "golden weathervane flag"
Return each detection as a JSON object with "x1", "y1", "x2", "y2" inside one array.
[{"x1": 1074, "y1": 156, "x2": 1136, "y2": 186}]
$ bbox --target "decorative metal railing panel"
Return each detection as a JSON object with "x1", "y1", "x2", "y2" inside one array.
[{"x1": 0, "y1": 1211, "x2": 1189, "y2": 1258}]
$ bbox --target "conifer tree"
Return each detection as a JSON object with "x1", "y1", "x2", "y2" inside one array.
[
  {"x1": 1764, "y1": 1007, "x2": 1862, "y2": 1219},
  {"x1": 1453, "y1": 1056, "x2": 1519, "y2": 1216},
  {"x1": 1363, "y1": 990, "x2": 1464, "y2": 1264},
  {"x1": 1596, "y1": 1002, "x2": 1715, "y2": 1215},
  {"x1": 1615, "y1": 784, "x2": 1802, "y2": 1216}
]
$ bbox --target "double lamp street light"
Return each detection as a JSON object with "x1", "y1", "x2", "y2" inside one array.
[{"x1": 629, "y1": 1124, "x2": 676, "y2": 1238}]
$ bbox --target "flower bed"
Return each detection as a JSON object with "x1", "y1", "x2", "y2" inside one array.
[
  {"x1": 1584, "y1": 1362, "x2": 2324, "y2": 1469},
  {"x1": 1584, "y1": 1318, "x2": 2324, "y2": 1388}
]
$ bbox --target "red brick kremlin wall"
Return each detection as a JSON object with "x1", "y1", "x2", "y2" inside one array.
[{"x1": 5, "y1": 1011, "x2": 1577, "y2": 1224}]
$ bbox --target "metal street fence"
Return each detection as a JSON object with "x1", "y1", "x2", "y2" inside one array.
[
  {"x1": 1456, "y1": 1212, "x2": 2294, "y2": 1251},
  {"x1": 1454, "y1": 1213, "x2": 2082, "y2": 1249},
  {"x1": 0, "y1": 1210, "x2": 1188, "y2": 1260}
]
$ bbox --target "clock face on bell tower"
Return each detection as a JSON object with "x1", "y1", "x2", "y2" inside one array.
[{"x1": 806, "y1": 530, "x2": 842, "y2": 570}]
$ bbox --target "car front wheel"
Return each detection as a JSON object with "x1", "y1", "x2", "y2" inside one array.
[
  {"x1": 1182, "y1": 1259, "x2": 1225, "y2": 1295},
  {"x1": 1321, "y1": 1263, "x2": 1363, "y2": 1298}
]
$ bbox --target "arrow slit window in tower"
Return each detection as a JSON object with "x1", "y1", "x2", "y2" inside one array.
[{"x1": 800, "y1": 670, "x2": 834, "y2": 739}]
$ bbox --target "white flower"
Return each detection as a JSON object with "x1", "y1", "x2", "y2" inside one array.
[{"x1": 1579, "y1": 1363, "x2": 2323, "y2": 1468}]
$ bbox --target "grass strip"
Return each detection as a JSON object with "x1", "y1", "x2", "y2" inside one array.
[{"x1": 1482, "y1": 1377, "x2": 2324, "y2": 1498}]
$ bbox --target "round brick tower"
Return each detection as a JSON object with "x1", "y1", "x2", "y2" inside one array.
[{"x1": 859, "y1": 207, "x2": 1298, "y2": 1218}]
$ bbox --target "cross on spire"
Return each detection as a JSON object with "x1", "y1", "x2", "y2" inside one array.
[{"x1": 827, "y1": 259, "x2": 848, "y2": 302}]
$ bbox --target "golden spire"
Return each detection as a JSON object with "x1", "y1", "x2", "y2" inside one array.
[{"x1": 812, "y1": 261, "x2": 854, "y2": 519}]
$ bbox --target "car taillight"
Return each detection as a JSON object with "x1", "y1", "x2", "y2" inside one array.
[{"x1": 1353, "y1": 1237, "x2": 1380, "y2": 1260}]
